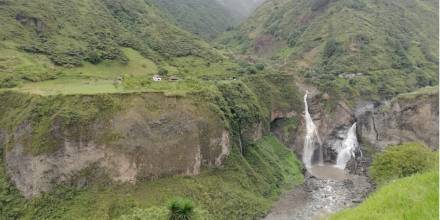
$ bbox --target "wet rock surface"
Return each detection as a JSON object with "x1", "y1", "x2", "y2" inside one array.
[{"x1": 263, "y1": 166, "x2": 372, "y2": 220}]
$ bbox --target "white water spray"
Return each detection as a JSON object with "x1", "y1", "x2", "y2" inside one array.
[
  {"x1": 303, "y1": 92, "x2": 323, "y2": 169},
  {"x1": 336, "y1": 123, "x2": 359, "y2": 169}
]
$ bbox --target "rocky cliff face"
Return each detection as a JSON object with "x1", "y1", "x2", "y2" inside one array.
[
  {"x1": 1, "y1": 93, "x2": 230, "y2": 198},
  {"x1": 357, "y1": 88, "x2": 439, "y2": 150},
  {"x1": 291, "y1": 92, "x2": 356, "y2": 162},
  {"x1": 290, "y1": 87, "x2": 438, "y2": 168}
]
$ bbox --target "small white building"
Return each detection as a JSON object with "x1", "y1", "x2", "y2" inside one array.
[{"x1": 152, "y1": 75, "x2": 162, "y2": 81}]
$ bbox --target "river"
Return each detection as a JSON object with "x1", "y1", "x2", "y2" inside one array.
[{"x1": 263, "y1": 164, "x2": 371, "y2": 220}]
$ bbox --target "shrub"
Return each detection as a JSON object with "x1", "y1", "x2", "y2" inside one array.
[
  {"x1": 255, "y1": 63, "x2": 265, "y2": 71},
  {"x1": 168, "y1": 198, "x2": 194, "y2": 220},
  {"x1": 86, "y1": 50, "x2": 103, "y2": 64},
  {"x1": 369, "y1": 143, "x2": 438, "y2": 185},
  {"x1": 247, "y1": 66, "x2": 257, "y2": 74},
  {"x1": 323, "y1": 38, "x2": 343, "y2": 59},
  {"x1": 158, "y1": 68, "x2": 169, "y2": 77}
]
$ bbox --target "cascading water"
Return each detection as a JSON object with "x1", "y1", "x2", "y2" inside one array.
[
  {"x1": 303, "y1": 92, "x2": 323, "y2": 169},
  {"x1": 335, "y1": 123, "x2": 359, "y2": 169}
]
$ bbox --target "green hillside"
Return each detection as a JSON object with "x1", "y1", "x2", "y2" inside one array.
[
  {"x1": 331, "y1": 170, "x2": 438, "y2": 220},
  {"x1": 332, "y1": 142, "x2": 439, "y2": 220},
  {"x1": 151, "y1": 0, "x2": 265, "y2": 40},
  {"x1": 151, "y1": 0, "x2": 238, "y2": 40},
  {"x1": 220, "y1": 0, "x2": 439, "y2": 100},
  {"x1": 0, "y1": 0, "x2": 229, "y2": 91}
]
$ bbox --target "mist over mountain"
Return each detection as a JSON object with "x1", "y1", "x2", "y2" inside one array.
[
  {"x1": 216, "y1": 0, "x2": 266, "y2": 20},
  {"x1": 152, "y1": 0, "x2": 265, "y2": 39}
]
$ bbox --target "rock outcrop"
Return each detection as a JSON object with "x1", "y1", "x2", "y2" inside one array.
[{"x1": 357, "y1": 88, "x2": 439, "y2": 150}]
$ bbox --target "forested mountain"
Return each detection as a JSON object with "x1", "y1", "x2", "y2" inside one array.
[{"x1": 221, "y1": 0, "x2": 439, "y2": 99}]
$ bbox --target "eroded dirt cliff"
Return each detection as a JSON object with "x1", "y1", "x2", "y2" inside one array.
[{"x1": 1, "y1": 93, "x2": 230, "y2": 198}]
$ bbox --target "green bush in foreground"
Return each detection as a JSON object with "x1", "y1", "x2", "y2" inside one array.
[
  {"x1": 331, "y1": 170, "x2": 439, "y2": 220},
  {"x1": 369, "y1": 142, "x2": 438, "y2": 185},
  {"x1": 168, "y1": 198, "x2": 194, "y2": 220}
]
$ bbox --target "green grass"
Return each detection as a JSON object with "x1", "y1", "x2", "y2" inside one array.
[
  {"x1": 331, "y1": 170, "x2": 439, "y2": 220},
  {"x1": 0, "y1": 48, "x2": 241, "y2": 96},
  {"x1": 0, "y1": 136, "x2": 303, "y2": 220},
  {"x1": 62, "y1": 48, "x2": 159, "y2": 78}
]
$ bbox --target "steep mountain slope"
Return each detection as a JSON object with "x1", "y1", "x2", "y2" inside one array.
[
  {"x1": 151, "y1": 0, "x2": 237, "y2": 39},
  {"x1": 152, "y1": 0, "x2": 265, "y2": 39},
  {"x1": 0, "y1": 0, "x2": 221, "y2": 89},
  {"x1": 221, "y1": 0, "x2": 439, "y2": 99}
]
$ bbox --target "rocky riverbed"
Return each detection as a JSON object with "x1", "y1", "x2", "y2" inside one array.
[{"x1": 263, "y1": 165, "x2": 372, "y2": 220}]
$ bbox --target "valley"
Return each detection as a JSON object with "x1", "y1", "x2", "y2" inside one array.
[{"x1": 0, "y1": 0, "x2": 438, "y2": 219}]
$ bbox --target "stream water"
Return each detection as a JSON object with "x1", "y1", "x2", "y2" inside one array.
[{"x1": 263, "y1": 167, "x2": 371, "y2": 220}]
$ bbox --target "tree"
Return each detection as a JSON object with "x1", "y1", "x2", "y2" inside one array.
[
  {"x1": 158, "y1": 68, "x2": 169, "y2": 77},
  {"x1": 323, "y1": 39, "x2": 342, "y2": 59},
  {"x1": 255, "y1": 63, "x2": 265, "y2": 71}
]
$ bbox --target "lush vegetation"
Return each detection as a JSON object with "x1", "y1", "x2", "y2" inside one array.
[
  {"x1": 0, "y1": 0, "x2": 222, "y2": 89},
  {"x1": 220, "y1": 0, "x2": 439, "y2": 100},
  {"x1": 0, "y1": 91, "x2": 126, "y2": 155},
  {"x1": 369, "y1": 142, "x2": 438, "y2": 185},
  {"x1": 0, "y1": 0, "x2": 438, "y2": 219},
  {"x1": 151, "y1": 0, "x2": 238, "y2": 40},
  {"x1": 168, "y1": 198, "x2": 195, "y2": 220},
  {"x1": 0, "y1": 136, "x2": 303, "y2": 219},
  {"x1": 331, "y1": 142, "x2": 439, "y2": 220},
  {"x1": 331, "y1": 170, "x2": 439, "y2": 220},
  {"x1": 151, "y1": 0, "x2": 265, "y2": 40}
]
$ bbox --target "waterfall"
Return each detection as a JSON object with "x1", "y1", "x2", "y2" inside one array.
[
  {"x1": 303, "y1": 92, "x2": 323, "y2": 169},
  {"x1": 336, "y1": 123, "x2": 359, "y2": 169}
]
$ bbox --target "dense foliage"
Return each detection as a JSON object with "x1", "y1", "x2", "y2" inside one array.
[
  {"x1": 152, "y1": 0, "x2": 238, "y2": 40},
  {"x1": 369, "y1": 142, "x2": 438, "y2": 185}
]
